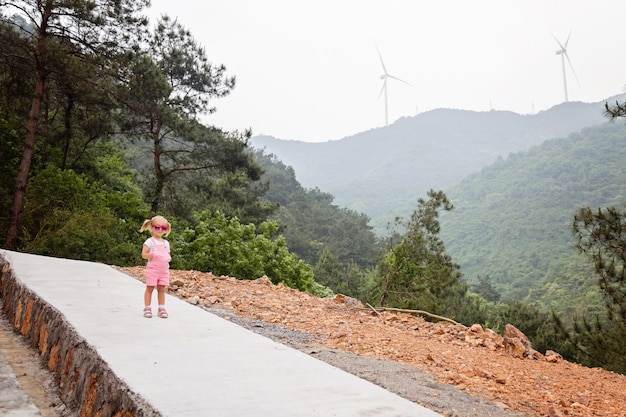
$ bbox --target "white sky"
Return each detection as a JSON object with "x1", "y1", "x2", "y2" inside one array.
[{"x1": 147, "y1": 1, "x2": 626, "y2": 142}]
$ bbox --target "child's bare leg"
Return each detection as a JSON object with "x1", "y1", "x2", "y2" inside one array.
[
  {"x1": 157, "y1": 285, "x2": 166, "y2": 305},
  {"x1": 144, "y1": 286, "x2": 155, "y2": 306}
]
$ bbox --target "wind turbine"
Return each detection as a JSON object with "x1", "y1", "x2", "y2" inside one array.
[
  {"x1": 376, "y1": 45, "x2": 411, "y2": 126},
  {"x1": 552, "y1": 31, "x2": 579, "y2": 102}
]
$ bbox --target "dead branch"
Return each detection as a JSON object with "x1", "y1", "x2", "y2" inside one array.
[
  {"x1": 362, "y1": 306, "x2": 466, "y2": 328},
  {"x1": 365, "y1": 303, "x2": 381, "y2": 316}
]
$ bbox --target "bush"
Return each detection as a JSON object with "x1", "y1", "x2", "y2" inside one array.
[{"x1": 175, "y1": 210, "x2": 317, "y2": 294}]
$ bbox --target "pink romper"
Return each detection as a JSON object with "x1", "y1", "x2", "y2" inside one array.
[{"x1": 145, "y1": 238, "x2": 171, "y2": 286}]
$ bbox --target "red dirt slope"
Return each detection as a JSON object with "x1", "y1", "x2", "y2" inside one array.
[{"x1": 120, "y1": 267, "x2": 626, "y2": 417}]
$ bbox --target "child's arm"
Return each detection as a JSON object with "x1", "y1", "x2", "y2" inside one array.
[{"x1": 141, "y1": 244, "x2": 153, "y2": 260}]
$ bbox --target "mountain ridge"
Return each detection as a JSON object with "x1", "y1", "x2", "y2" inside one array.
[{"x1": 250, "y1": 96, "x2": 624, "y2": 232}]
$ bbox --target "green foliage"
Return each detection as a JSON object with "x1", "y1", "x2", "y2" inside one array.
[
  {"x1": 19, "y1": 162, "x2": 148, "y2": 265},
  {"x1": 0, "y1": 0, "x2": 151, "y2": 249},
  {"x1": 373, "y1": 190, "x2": 467, "y2": 317},
  {"x1": 309, "y1": 281, "x2": 335, "y2": 299},
  {"x1": 573, "y1": 206, "x2": 626, "y2": 320},
  {"x1": 175, "y1": 210, "x2": 318, "y2": 294},
  {"x1": 0, "y1": 116, "x2": 22, "y2": 227},
  {"x1": 121, "y1": 114, "x2": 270, "y2": 223},
  {"x1": 526, "y1": 260, "x2": 603, "y2": 322},
  {"x1": 471, "y1": 275, "x2": 500, "y2": 302},
  {"x1": 314, "y1": 247, "x2": 370, "y2": 300},
  {"x1": 252, "y1": 149, "x2": 381, "y2": 301},
  {"x1": 441, "y1": 121, "x2": 626, "y2": 312},
  {"x1": 604, "y1": 100, "x2": 626, "y2": 119},
  {"x1": 453, "y1": 292, "x2": 497, "y2": 328},
  {"x1": 0, "y1": 3, "x2": 325, "y2": 298},
  {"x1": 554, "y1": 205, "x2": 626, "y2": 373},
  {"x1": 433, "y1": 120, "x2": 626, "y2": 371},
  {"x1": 127, "y1": 127, "x2": 273, "y2": 225},
  {"x1": 2, "y1": 0, "x2": 623, "y2": 375},
  {"x1": 554, "y1": 313, "x2": 626, "y2": 373},
  {"x1": 117, "y1": 16, "x2": 256, "y2": 215},
  {"x1": 255, "y1": 150, "x2": 380, "y2": 267},
  {"x1": 493, "y1": 300, "x2": 558, "y2": 353},
  {"x1": 313, "y1": 247, "x2": 343, "y2": 288}
]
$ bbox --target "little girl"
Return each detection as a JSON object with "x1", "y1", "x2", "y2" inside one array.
[{"x1": 140, "y1": 215, "x2": 172, "y2": 318}]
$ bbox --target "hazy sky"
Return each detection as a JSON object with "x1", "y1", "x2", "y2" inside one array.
[{"x1": 147, "y1": 1, "x2": 626, "y2": 142}]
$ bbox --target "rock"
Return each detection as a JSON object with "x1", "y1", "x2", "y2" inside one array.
[
  {"x1": 544, "y1": 350, "x2": 563, "y2": 363},
  {"x1": 494, "y1": 401, "x2": 510, "y2": 410},
  {"x1": 206, "y1": 296, "x2": 222, "y2": 304},
  {"x1": 481, "y1": 329, "x2": 504, "y2": 351},
  {"x1": 447, "y1": 371, "x2": 468, "y2": 385},
  {"x1": 188, "y1": 295, "x2": 200, "y2": 305},
  {"x1": 469, "y1": 323, "x2": 483, "y2": 332},
  {"x1": 483, "y1": 340, "x2": 498, "y2": 351},
  {"x1": 503, "y1": 324, "x2": 536, "y2": 358},
  {"x1": 504, "y1": 337, "x2": 526, "y2": 358},
  {"x1": 333, "y1": 294, "x2": 363, "y2": 307},
  {"x1": 254, "y1": 276, "x2": 273, "y2": 286},
  {"x1": 544, "y1": 405, "x2": 564, "y2": 417}
]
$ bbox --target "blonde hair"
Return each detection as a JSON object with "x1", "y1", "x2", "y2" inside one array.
[{"x1": 140, "y1": 215, "x2": 171, "y2": 237}]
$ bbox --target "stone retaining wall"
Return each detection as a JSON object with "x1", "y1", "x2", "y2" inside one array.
[{"x1": 0, "y1": 255, "x2": 161, "y2": 417}]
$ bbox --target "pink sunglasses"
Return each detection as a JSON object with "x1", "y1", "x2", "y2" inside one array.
[{"x1": 153, "y1": 225, "x2": 168, "y2": 231}]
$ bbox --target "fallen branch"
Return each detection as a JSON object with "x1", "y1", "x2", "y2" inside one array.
[
  {"x1": 365, "y1": 303, "x2": 381, "y2": 316},
  {"x1": 361, "y1": 306, "x2": 465, "y2": 327}
]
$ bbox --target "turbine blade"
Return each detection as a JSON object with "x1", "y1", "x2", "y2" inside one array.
[
  {"x1": 375, "y1": 44, "x2": 388, "y2": 75},
  {"x1": 377, "y1": 79, "x2": 386, "y2": 100},
  {"x1": 564, "y1": 52, "x2": 581, "y2": 87},
  {"x1": 551, "y1": 32, "x2": 565, "y2": 53},
  {"x1": 387, "y1": 74, "x2": 412, "y2": 86},
  {"x1": 564, "y1": 30, "x2": 572, "y2": 49}
]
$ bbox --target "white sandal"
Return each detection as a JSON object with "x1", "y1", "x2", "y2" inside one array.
[
  {"x1": 143, "y1": 307, "x2": 152, "y2": 318},
  {"x1": 158, "y1": 308, "x2": 168, "y2": 319}
]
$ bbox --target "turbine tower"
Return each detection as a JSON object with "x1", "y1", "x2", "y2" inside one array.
[
  {"x1": 376, "y1": 45, "x2": 410, "y2": 126},
  {"x1": 552, "y1": 32, "x2": 579, "y2": 102}
]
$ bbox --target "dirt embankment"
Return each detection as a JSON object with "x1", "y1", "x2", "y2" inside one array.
[{"x1": 118, "y1": 267, "x2": 626, "y2": 417}]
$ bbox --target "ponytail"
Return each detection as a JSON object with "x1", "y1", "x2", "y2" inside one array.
[{"x1": 139, "y1": 219, "x2": 152, "y2": 233}]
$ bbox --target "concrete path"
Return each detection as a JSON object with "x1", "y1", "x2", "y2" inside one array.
[
  {"x1": 0, "y1": 350, "x2": 42, "y2": 417},
  {"x1": 0, "y1": 250, "x2": 441, "y2": 417}
]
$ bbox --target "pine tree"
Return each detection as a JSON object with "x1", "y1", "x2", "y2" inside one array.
[
  {"x1": 1, "y1": 0, "x2": 150, "y2": 249},
  {"x1": 376, "y1": 190, "x2": 467, "y2": 317},
  {"x1": 564, "y1": 206, "x2": 626, "y2": 373}
]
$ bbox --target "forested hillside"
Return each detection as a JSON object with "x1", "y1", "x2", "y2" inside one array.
[
  {"x1": 440, "y1": 120, "x2": 626, "y2": 317},
  {"x1": 251, "y1": 99, "x2": 622, "y2": 233},
  {"x1": 253, "y1": 150, "x2": 380, "y2": 268}
]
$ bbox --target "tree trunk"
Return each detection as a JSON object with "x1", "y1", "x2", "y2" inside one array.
[
  {"x1": 4, "y1": 73, "x2": 45, "y2": 250},
  {"x1": 3, "y1": 5, "x2": 51, "y2": 250},
  {"x1": 150, "y1": 130, "x2": 164, "y2": 215},
  {"x1": 379, "y1": 273, "x2": 393, "y2": 307}
]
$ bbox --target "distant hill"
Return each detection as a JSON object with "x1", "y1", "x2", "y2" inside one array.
[
  {"x1": 251, "y1": 96, "x2": 624, "y2": 233},
  {"x1": 439, "y1": 120, "x2": 626, "y2": 313}
]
